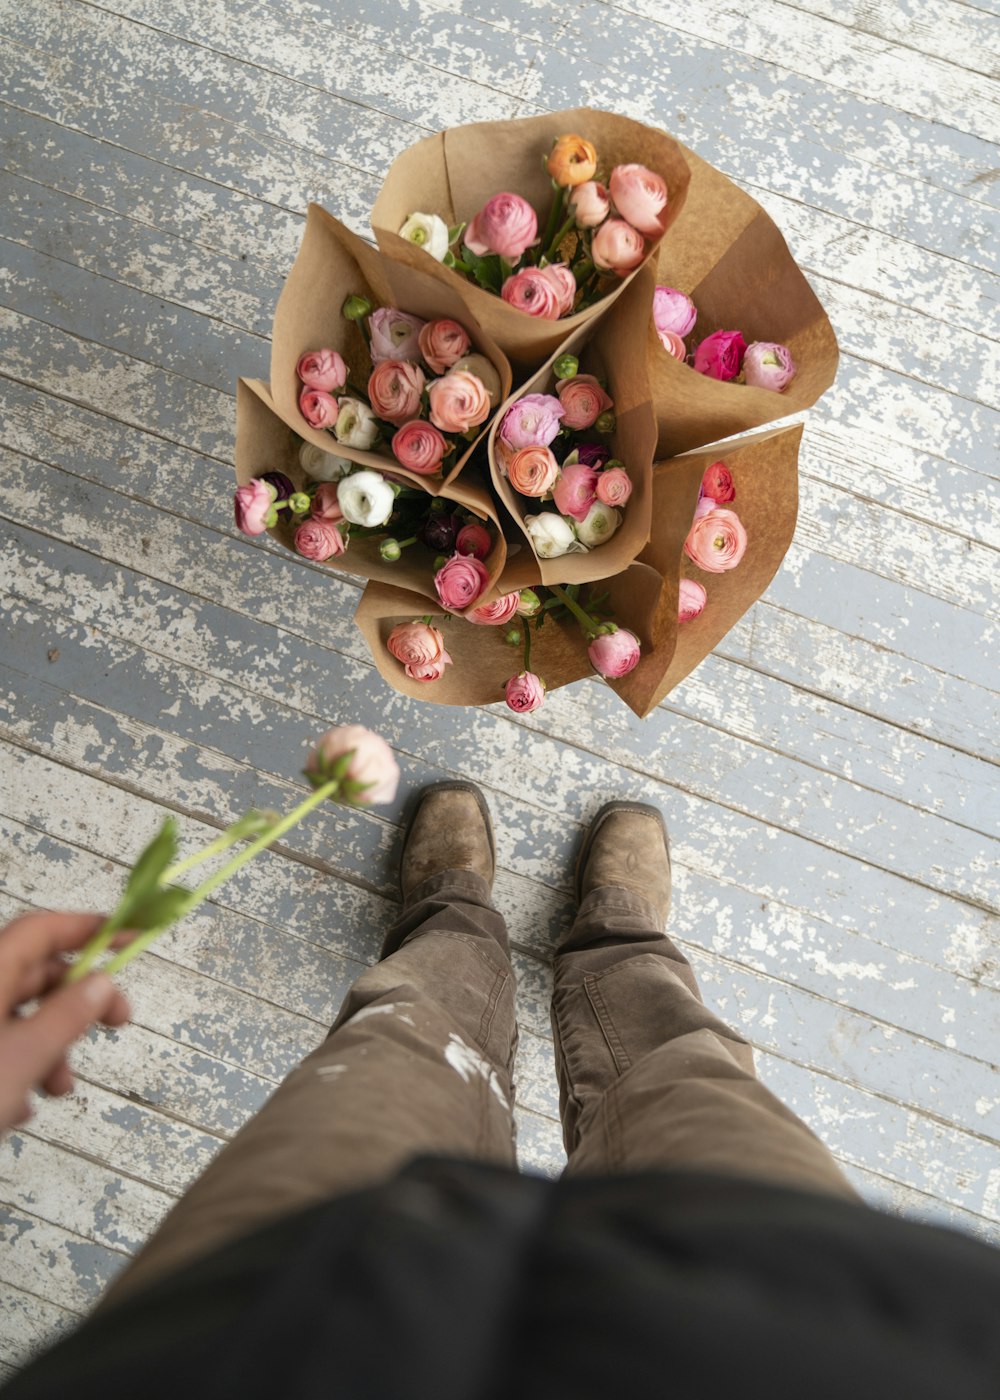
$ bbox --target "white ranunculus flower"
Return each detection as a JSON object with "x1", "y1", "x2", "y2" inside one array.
[
  {"x1": 337, "y1": 470, "x2": 395, "y2": 528},
  {"x1": 299, "y1": 442, "x2": 352, "y2": 481},
  {"x1": 334, "y1": 398, "x2": 380, "y2": 450},
  {"x1": 399, "y1": 211, "x2": 450, "y2": 262},
  {"x1": 576, "y1": 501, "x2": 621, "y2": 548},
  {"x1": 523, "y1": 513, "x2": 587, "y2": 560}
]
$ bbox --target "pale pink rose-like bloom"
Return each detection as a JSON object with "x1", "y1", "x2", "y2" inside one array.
[
  {"x1": 501, "y1": 267, "x2": 561, "y2": 320},
  {"x1": 391, "y1": 420, "x2": 449, "y2": 475},
  {"x1": 539, "y1": 263, "x2": 577, "y2": 318},
  {"x1": 684, "y1": 508, "x2": 748, "y2": 573},
  {"x1": 367, "y1": 359, "x2": 426, "y2": 426},
  {"x1": 499, "y1": 394, "x2": 564, "y2": 449},
  {"x1": 609, "y1": 164, "x2": 668, "y2": 237},
  {"x1": 465, "y1": 192, "x2": 538, "y2": 259},
  {"x1": 557, "y1": 374, "x2": 614, "y2": 430},
  {"x1": 387, "y1": 621, "x2": 453, "y2": 682},
  {"x1": 450, "y1": 353, "x2": 502, "y2": 407},
  {"x1": 307, "y1": 724, "x2": 400, "y2": 806},
  {"x1": 467, "y1": 592, "x2": 521, "y2": 626},
  {"x1": 296, "y1": 348, "x2": 348, "y2": 393},
  {"x1": 418, "y1": 319, "x2": 472, "y2": 375},
  {"x1": 743, "y1": 341, "x2": 797, "y2": 392},
  {"x1": 653, "y1": 286, "x2": 697, "y2": 340},
  {"x1": 434, "y1": 552, "x2": 490, "y2": 610},
  {"x1": 369, "y1": 308, "x2": 426, "y2": 364},
  {"x1": 234, "y1": 479, "x2": 276, "y2": 535},
  {"x1": 658, "y1": 330, "x2": 687, "y2": 361},
  {"x1": 299, "y1": 387, "x2": 339, "y2": 429},
  {"x1": 294, "y1": 517, "x2": 346, "y2": 561},
  {"x1": 428, "y1": 370, "x2": 491, "y2": 434},
  {"x1": 311, "y1": 482, "x2": 344, "y2": 523},
  {"x1": 504, "y1": 671, "x2": 545, "y2": 713},
  {"x1": 591, "y1": 218, "x2": 646, "y2": 275},
  {"x1": 596, "y1": 467, "x2": 632, "y2": 507},
  {"x1": 554, "y1": 463, "x2": 599, "y2": 522},
  {"x1": 455, "y1": 522, "x2": 492, "y2": 560},
  {"x1": 678, "y1": 578, "x2": 707, "y2": 623},
  {"x1": 588, "y1": 627, "x2": 641, "y2": 678},
  {"x1": 569, "y1": 180, "x2": 610, "y2": 228},
  {"x1": 508, "y1": 445, "x2": 560, "y2": 498},
  {"x1": 693, "y1": 330, "x2": 747, "y2": 381}
]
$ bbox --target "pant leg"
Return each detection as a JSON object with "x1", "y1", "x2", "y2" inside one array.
[
  {"x1": 99, "y1": 869, "x2": 518, "y2": 1309},
  {"x1": 551, "y1": 886, "x2": 858, "y2": 1201}
]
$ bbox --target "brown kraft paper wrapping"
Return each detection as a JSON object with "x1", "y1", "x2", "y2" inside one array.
[
  {"x1": 269, "y1": 205, "x2": 513, "y2": 489},
  {"x1": 487, "y1": 262, "x2": 658, "y2": 591},
  {"x1": 647, "y1": 145, "x2": 839, "y2": 457},
  {"x1": 235, "y1": 378, "x2": 509, "y2": 607},
  {"x1": 370, "y1": 107, "x2": 691, "y2": 370}
]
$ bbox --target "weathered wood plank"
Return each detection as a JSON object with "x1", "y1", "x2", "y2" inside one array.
[
  {"x1": 0, "y1": 1281, "x2": 80, "y2": 1368},
  {"x1": 0, "y1": 1205, "x2": 127, "y2": 1313}
]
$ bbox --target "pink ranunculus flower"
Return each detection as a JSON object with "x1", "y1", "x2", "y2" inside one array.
[
  {"x1": 306, "y1": 724, "x2": 400, "y2": 806},
  {"x1": 504, "y1": 671, "x2": 545, "y2": 713},
  {"x1": 569, "y1": 180, "x2": 610, "y2": 228},
  {"x1": 434, "y1": 552, "x2": 490, "y2": 611},
  {"x1": 539, "y1": 263, "x2": 577, "y2": 318},
  {"x1": 387, "y1": 621, "x2": 453, "y2": 682},
  {"x1": 701, "y1": 462, "x2": 735, "y2": 503},
  {"x1": 368, "y1": 308, "x2": 426, "y2": 364},
  {"x1": 678, "y1": 578, "x2": 707, "y2": 622},
  {"x1": 468, "y1": 592, "x2": 521, "y2": 626},
  {"x1": 428, "y1": 370, "x2": 491, "y2": 434},
  {"x1": 501, "y1": 267, "x2": 562, "y2": 320},
  {"x1": 556, "y1": 374, "x2": 613, "y2": 431},
  {"x1": 465, "y1": 192, "x2": 538, "y2": 259},
  {"x1": 658, "y1": 330, "x2": 687, "y2": 360},
  {"x1": 609, "y1": 164, "x2": 668, "y2": 237},
  {"x1": 743, "y1": 341, "x2": 797, "y2": 392},
  {"x1": 367, "y1": 359, "x2": 426, "y2": 426},
  {"x1": 391, "y1": 420, "x2": 450, "y2": 475},
  {"x1": 419, "y1": 319, "x2": 472, "y2": 375},
  {"x1": 588, "y1": 627, "x2": 641, "y2": 678},
  {"x1": 591, "y1": 217, "x2": 646, "y2": 275},
  {"x1": 299, "y1": 387, "x2": 339, "y2": 429},
  {"x1": 234, "y1": 478, "x2": 277, "y2": 535},
  {"x1": 450, "y1": 353, "x2": 501, "y2": 407},
  {"x1": 311, "y1": 482, "x2": 344, "y2": 523},
  {"x1": 693, "y1": 330, "x2": 747, "y2": 381},
  {"x1": 455, "y1": 522, "x2": 492, "y2": 560},
  {"x1": 294, "y1": 517, "x2": 347, "y2": 561},
  {"x1": 508, "y1": 445, "x2": 560, "y2": 498},
  {"x1": 684, "y1": 508, "x2": 747, "y2": 573},
  {"x1": 553, "y1": 463, "x2": 599, "y2": 522},
  {"x1": 596, "y1": 467, "x2": 632, "y2": 507},
  {"x1": 653, "y1": 286, "x2": 697, "y2": 340},
  {"x1": 296, "y1": 348, "x2": 348, "y2": 393},
  {"x1": 499, "y1": 394, "x2": 565, "y2": 449}
]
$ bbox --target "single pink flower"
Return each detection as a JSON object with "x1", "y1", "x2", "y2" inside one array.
[
  {"x1": 504, "y1": 671, "x2": 545, "y2": 713},
  {"x1": 367, "y1": 360, "x2": 426, "y2": 426},
  {"x1": 658, "y1": 330, "x2": 687, "y2": 360},
  {"x1": 299, "y1": 387, "x2": 339, "y2": 429},
  {"x1": 369, "y1": 308, "x2": 426, "y2": 364},
  {"x1": 508, "y1": 445, "x2": 560, "y2": 498},
  {"x1": 296, "y1": 348, "x2": 347, "y2": 393},
  {"x1": 556, "y1": 374, "x2": 613, "y2": 430},
  {"x1": 306, "y1": 724, "x2": 400, "y2": 805},
  {"x1": 652, "y1": 286, "x2": 697, "y2": 340},
  {"x1": 418, "y1": 319, "x2": 472, "y2": 374},
  {"x1": 501, "y1": 267, "x2": 561, "y2": 319},
  {"x1": 387, "y1": 621, "x2": 453, "y2": 682},
  {"x1": 684, "y1": 508, "x2": 747, "y2": 572},
  {"x1": 428, "y1": 370, "x2": 491, "y2": 433},
  {"x1": 743, "y1": 341, "x2": 797, "y2": 392},
  {"x1": 294, "y1": 517, "x2": 347, "y2": 561},
  {"x1": 234, "y1": 478, "x2": 276, "y2": 535},
  {"x1": 569, "y1": 180, "x2": 610, "y2": 228},
  {"x1": 588, "y1": 627, "x2": 641, "y2": 678},
  {"x1": 591, "y1": 217, "x2": 646, "y2": 275},
  {"x1": 434, "y1": 552, "x2": 490, "y2": 610},
  {"x1": 693, "y1": 330, "x2": 747, "y2": 381},
  {"x1": 391, "y1": 420, "x2": 450, "y2": 475},
  {"x1": 539, "y1": 263, "x2": 577, "y2": 317},
  {"x1": 596, "y1": 467, "x2": 632, "y2": 507},
  {"x1": 455, "y1": 522, "x2": 492, "y2": 560},
  {"x1": 499, "y1": 394, "x2": 564, "y2": 449},
  {"x1": 701, "y1": 462, "x2": 735, "y2": 503},
  {"x1": 465, "y1": 192, "x2": 538, "y2": 259},
  {"x1": 678, "y1": 578, "x2": 707, "y2": 622},
  {"x1": 553, "y1": 463, "x2": 599, "y2": 522},
  {"x1": 467, "y1": 593, "x2": 521, "y2": 626},
  {"x1": 609, "y1": 164, "x2": 668, "y2": 236},
  {"x1": 311, "y1": 482, "x2": 344, "y2": 523}
]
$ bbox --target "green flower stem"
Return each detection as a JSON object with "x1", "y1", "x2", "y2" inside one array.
[
  {"x1": 523, "y1": 623, "x2": 532, "y2": 675},
  {"x1": 548, "y1": 583, "x2": 598, "y2": 635},
  {"x1": 345, "y1": 380, "x2": 370, "y2": 401},
  {"x1": 539, "y1": 184, "x2": 566, "y2": 261},
  {"x1": 543, "y1": 214, "x2": 576, "y2": 265}
]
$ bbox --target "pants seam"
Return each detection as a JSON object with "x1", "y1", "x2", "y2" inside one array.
[{"x1": 584, "y1": 973, "x2": 633, "y2": 1074}]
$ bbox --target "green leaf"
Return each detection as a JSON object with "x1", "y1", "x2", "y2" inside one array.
[
  {"x1": 124, "y1": 885, "x2": 192, "y2": 932},
  {"x1": 121, "y1": 818, "x2": 178, "y2": 909},
  {"x1": 462, "y1": 248, "x2": 504, "y2": 295},
  {"x1": 447, "y1": 222, "x2": 466, "y2": 245}
]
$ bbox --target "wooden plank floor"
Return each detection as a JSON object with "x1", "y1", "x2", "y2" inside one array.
[{"x1": 0, "y1": 0, "x2": 998, "y2": 1368}]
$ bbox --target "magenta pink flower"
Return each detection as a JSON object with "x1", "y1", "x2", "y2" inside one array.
[
  {"x1": 588, "y1": 627, "x2": 641, "y2": 678},
  {"x1": 299, "y1": 387, "x2": 339, "y2": 429},
  {"x1": 467, "y1": 592, "x2": 521, "y2": 626},
  {"x1": 701, "y1": 462, "x2": 735, "y2": 503},
  {"x1": 306, "y1": 725, "x2": 400, "y2": 805},
  {"x1": 434, "y1": 552, "x2": 490, "y2": 611},
  {"x1": 367, "y1": 360, "x2": 426, "y2": 426},
  {"x1": 296, "y1": 348, "x2": 347, "y2": 393},
  {"x1": 369, "y1": 308, "x2": 426, "y2": 364},
  {"x1": 557, "y1": 374, "x2": 613, "y2": 431},
  {"x1": 743, "y1": 341, "x2": 797, "y2": 392},
  {"x1": 554, "y1": 463, "x2": 599, "y2": 522},
  {"x1": 596, "y1": 467, "x2": 632, "y2": 507},
  {"x1": 652, "y1": 286, "x2": 697, "y2": 340},
  {"x1": 693, "y1": 330, "x2": 747, "y2": 381},
  {"x1": 609, "y1": 164, "x2": 668, "y2": 236},
  {"x1": 311, "y1": 482, "x2": 344, "y2": 523},
  {"x1": 418, "y1": 319, "x2": 472, "y2": 374},
  {"x1": 294, "y1": 517, "x2": 347, "y2": 561},
  {"x1": 591, "y1": 218, "x2": 646, "y2": 275},
  {"x1": 504, "y1": 671, "x2": 545, "y2": 713},
  {"x1": 684, "y1": 508, "x2": 747, "y2": 573},
  {"x1": 234, "y1": 478, "x2": 277, "y2": 535},
  {"x1": 499, "y1": 394, "x2": 564, "y2": 449},
  {"x1": 678, "y1": 578, "x2": 707, "y2": 623},
  {"x1": 501, "y1": 267, "x2": 561, "y2": 319},
  {"x1": 387, "y1": 621, "x2": 453, "y2": 682},
  {"x1": 465, "y1": 192, "x2": 538, "y2": 259},
  {"x1": 455, "y1": 522, "x2": 491, "y2": 560},
  {"x1": 391, "y1": 420, "x2": 450, "y2": 475},
  {"x1": 569, "y1": 181, "x2": 610, "y2": 228}
]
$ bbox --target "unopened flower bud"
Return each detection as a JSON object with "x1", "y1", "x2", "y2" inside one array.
[
  {"x1": 595, "y1": 411, "x2": 616, "y2": 435},
  {"x1": 603, "y1": 458, "x2": 625, "y2": 472},
  {"x1": 553, "y1": 354, "x2": 579, "y2": 380},
  {"x1": 503, "y1": 627, "x2": 522, "y2": 646},
  {"x1": 342, "y1": 294, "x2": 373, "y2": 321},
  {"x1": 433, "y1": 554, "x2": 448, "y2": 571},
  {"x1": 288, "y1": 492, "x2": 312, "y2": 514},
  {"x1": 380, "y1": 538, "x2": 402, "y2": 562},
  {"x1": 517, "y1": 588, "x2": 542, "y2": 617}
]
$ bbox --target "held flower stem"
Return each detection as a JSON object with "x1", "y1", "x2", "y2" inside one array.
[{"x1": 548, "y1": 583, "x2": 598, "y2": 636}]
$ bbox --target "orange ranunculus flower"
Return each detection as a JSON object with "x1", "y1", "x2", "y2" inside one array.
[{"x1": 547, "y1": 134, "x2": 598, "y2": 187}]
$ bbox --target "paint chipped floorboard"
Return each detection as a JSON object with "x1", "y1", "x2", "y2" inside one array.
[{"x1": 0, "y1": 0, "x2": 998, "y2": 1372}]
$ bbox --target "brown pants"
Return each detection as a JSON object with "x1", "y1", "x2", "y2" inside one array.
[{"x1": 100, "y1": 870, "x2": 857, "y2": 1308}]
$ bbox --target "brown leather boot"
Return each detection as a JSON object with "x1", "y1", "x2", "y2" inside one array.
[
  {"x1": 400, "y1": 780, "x2": 496, "y2": 902},
  {"x1": 575, "y1": 800, "x2": 671, "y2": 925}
]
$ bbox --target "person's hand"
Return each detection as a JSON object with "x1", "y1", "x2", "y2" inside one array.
[{"x1": 0, "y1": 912, "x2": 131, "y2": 1133}]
